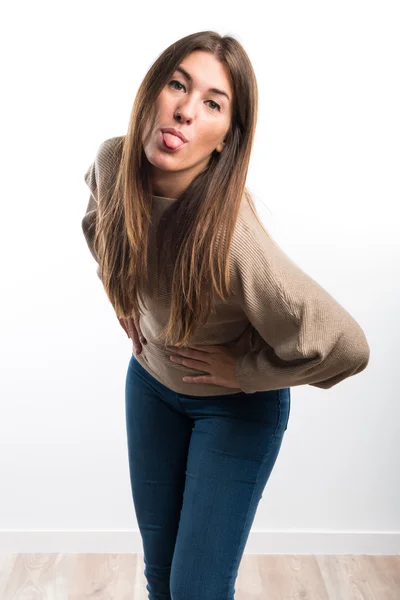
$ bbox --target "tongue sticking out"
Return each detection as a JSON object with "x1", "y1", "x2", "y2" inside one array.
[{"x1": 162, "y1": 132, "x2": 184, "y2": 149}]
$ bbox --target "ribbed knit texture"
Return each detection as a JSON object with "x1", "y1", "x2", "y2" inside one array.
[{"x1": 82, "y1": 136, "x2": 370, "y2": 396}]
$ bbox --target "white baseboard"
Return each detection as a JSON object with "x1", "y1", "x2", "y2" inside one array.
[{"x1": 0, "y1": 530, "x2": 399, "y2": 554}]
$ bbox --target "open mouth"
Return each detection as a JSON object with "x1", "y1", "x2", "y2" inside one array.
[{"x1": 160, "y1": 131, "x2": 186, "y2": 151}]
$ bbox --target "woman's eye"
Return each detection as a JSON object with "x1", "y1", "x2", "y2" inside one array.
[
  {"x1": 169, "y1": 80, "x2": 185, "y2": 91},
  {"x1": 168, "y1": 80, "x2": 221, "y2": 111},
  {"x1": 206, "y1": 100, "x2": 221, "y2": 112}
]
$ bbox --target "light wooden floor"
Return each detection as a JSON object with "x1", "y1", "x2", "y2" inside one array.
[{"x1": 0, "y1": 554, "x2": 399, "y2": 599}]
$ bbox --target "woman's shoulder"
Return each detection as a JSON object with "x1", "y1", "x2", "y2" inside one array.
[
  {"x1": 95, "y1": 135, "x2": 124, "y2": 169},
  {"x1": 91, "y1": 136, "x2": 125, "y2": 195},
  {"x1": 233, "y1": 193, "x2": 279, "y2": 259}
]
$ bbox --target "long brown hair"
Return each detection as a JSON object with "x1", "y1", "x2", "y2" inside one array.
[{"x1": 92, "y1": 30, "x2": 270, "y2": 348}]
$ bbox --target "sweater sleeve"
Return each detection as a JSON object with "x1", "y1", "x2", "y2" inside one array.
[
  {"x1": 233, "y1": 220, "x2": 370, "y2": 393},
  {"x1": 82, "y1": 155, "x2": 102, "y2": 280}
]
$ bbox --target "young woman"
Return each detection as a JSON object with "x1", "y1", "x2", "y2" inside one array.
[{"x1": 82, "y1": 30, "x2": 370, "y2": 600}]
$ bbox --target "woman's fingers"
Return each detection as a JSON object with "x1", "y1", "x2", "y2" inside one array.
[
  {"x1": 119, "y1": 316, "x2": 143, "y2": 354},
  {"x1": 118, "y1": 317, "x2": 130, "y2": 338},
  {"x1": 133, "y1": 316, "x2": 147, "y2": 345}
]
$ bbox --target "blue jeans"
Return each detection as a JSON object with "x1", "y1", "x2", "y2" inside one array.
[{"x1": 125, "y1": 353, "x2": 291, "y2": 600}]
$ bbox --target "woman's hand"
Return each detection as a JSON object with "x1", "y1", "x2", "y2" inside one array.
[
  {"x1": 166, "y1": 343, "x2": 245, "y2": 391},
  {"x1": 118, "y1": 315, "x2": 147, "y2": 354}
]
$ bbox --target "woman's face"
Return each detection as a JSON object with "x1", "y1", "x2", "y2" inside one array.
[{"x1": 142, "y1": 50, "x2": 233, "y2": 198}]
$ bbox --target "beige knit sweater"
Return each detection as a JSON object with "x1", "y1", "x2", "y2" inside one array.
[{"x1": 82, "y1": 136, "x2": 370, "y2": 396}]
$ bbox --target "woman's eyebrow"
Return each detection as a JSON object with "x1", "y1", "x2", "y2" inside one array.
[{"x1": 175, "y1": 66, "x2": 230, "y2": 102}]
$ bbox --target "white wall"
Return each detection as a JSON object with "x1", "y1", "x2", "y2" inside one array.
[{"x1": 1, "y1": 0, "x2": 399, "y2": 554}]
